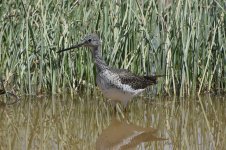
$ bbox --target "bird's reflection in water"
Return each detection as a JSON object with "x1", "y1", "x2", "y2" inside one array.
[{"x1": 96, "y1": 118, "x2": 166, "y2": 150}]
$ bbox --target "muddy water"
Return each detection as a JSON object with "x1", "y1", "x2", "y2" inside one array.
[{"x1": 0, "y1": 94, "x2": 225, "y2": 149}]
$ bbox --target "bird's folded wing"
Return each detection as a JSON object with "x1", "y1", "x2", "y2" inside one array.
[{"x1": 111, "y1": 68, "x2": 157, "y2": 90}]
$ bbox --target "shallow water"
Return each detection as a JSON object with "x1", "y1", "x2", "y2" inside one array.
[{"x1": 0, "y1": 93, "x2": 225, "y2": 149}]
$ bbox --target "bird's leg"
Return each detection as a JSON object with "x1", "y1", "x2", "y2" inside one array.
[
  {"x1": 122, "y1": 100, "x2": 129, "y2": 111},
  {"x1": 121, "y1": 100, "x2": 130, "y2": 119},
  {"x1": 108, "y1": 100, "x2": 117, "y2": 115}
]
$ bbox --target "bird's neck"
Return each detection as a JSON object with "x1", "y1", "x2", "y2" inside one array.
[{"x1": 91, "y1": 46, "x2": 109, "y2": 72}]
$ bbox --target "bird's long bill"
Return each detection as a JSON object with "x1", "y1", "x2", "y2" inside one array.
[{"x1": 57, "y1": 42, "x2": 84, "y2": 53}]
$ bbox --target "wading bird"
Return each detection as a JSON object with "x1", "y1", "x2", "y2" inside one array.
[{"x1": 57, "y1": 34, "x2": 163, "y2": 108}]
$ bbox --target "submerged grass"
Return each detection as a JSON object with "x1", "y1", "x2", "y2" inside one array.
[
  {"x1": 0, "y1": 95, "x2": 225, "y2": 149},
  {"x1": 0, "y1": 0, "x2": 225, "y2": 95}
]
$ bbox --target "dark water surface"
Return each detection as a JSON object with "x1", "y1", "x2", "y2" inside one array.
[{"x1": 0, "y1": 94, "x2": 225, "y2": 149}]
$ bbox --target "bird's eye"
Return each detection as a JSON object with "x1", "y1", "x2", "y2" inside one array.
[{"x1": 88, "y1": 39, "x2": 92, "y2": 42}]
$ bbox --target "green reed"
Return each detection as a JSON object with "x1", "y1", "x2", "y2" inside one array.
[{"x1": 0, "y1": 0, "x2": 225, "y2": 95}]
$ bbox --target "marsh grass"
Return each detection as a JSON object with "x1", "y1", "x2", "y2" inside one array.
[{"x1": 0, "y1": 0, "x2": 225, "y2": 95}]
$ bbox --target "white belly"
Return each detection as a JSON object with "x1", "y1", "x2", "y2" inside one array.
[
  {"x1": 96, "y1": 71, "x2": 144, "y2": 106},
  {"x1": 101, "y1": 88, "x2": 133, "y2": 101}
]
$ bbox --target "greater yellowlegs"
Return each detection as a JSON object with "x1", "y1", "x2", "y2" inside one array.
[{"x1": 57, "y1": 34, "x2": 163, "y2": 107}]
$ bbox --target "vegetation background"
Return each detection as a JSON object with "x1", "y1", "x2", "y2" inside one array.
[{"x1": 0, "y1": 0, "x2": 225, "y2": 96}]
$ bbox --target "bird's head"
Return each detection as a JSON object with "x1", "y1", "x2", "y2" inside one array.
[{"x1": 57, "y1": 33, "x2": 101, "y2": 53}]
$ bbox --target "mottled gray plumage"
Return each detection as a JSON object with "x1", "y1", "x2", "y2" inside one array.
[
  {"x1": 111, "y1": 68, "x2": 157, "y2": 89},
  {"x1": 58, "y1": 34, "x2": 162, "y2": 107}
]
